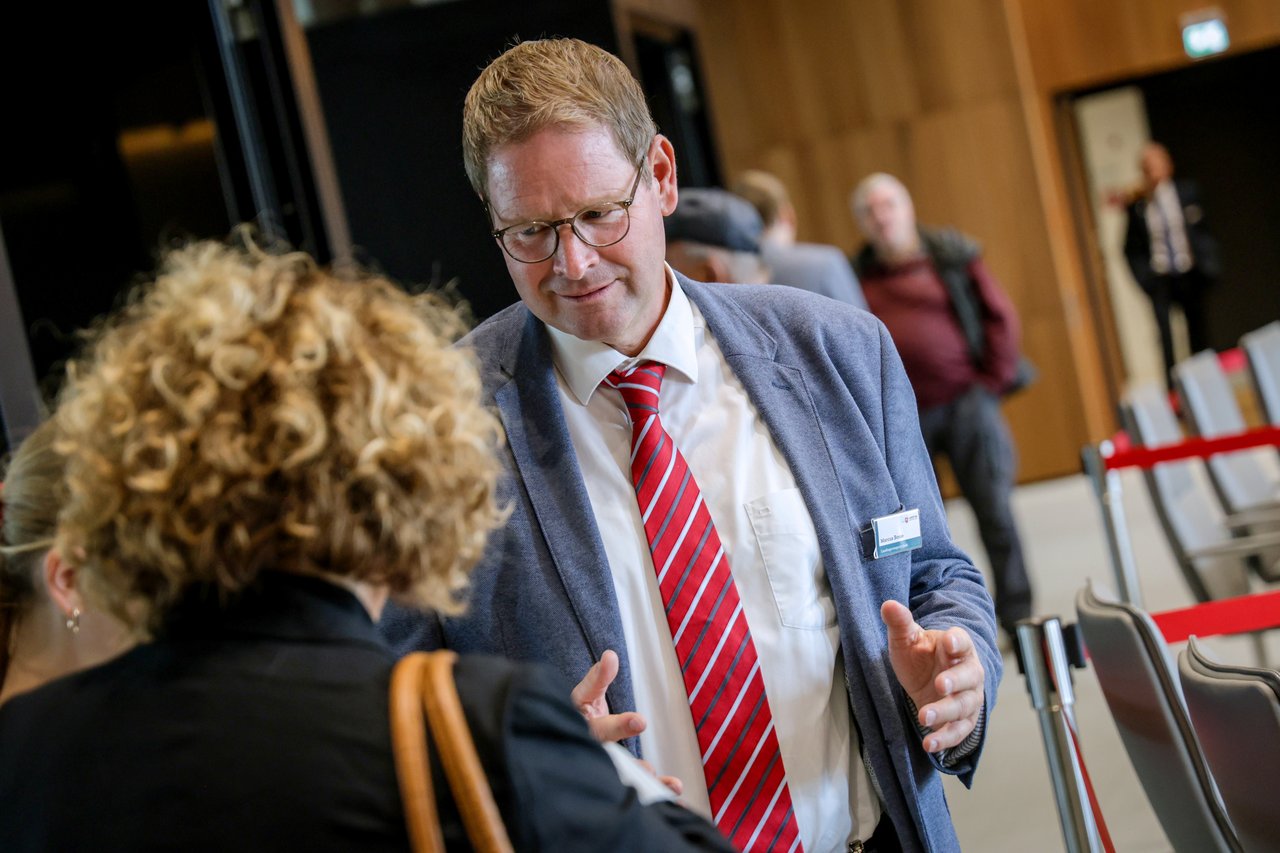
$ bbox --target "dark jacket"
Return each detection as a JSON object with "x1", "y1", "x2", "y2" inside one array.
[
  {"x1": 0, "y1": 572, "x2": 732, "y2": 852},
  {"x1": 854, "y1": 227, "x2": 1032, "y2": 397},
  {"x1": 1123, "y1": 178, "x2": 1222, "y2": 292}
]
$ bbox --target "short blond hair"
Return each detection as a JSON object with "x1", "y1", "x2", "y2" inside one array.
[
  {"x1": 53, "y1": 238, "x2": 505, "y2": 628},
  {"x1": 462, "y1": 38, "x2": 657, "y2": 197},
  {"x1": 732, "y1": 170, "x2": 791, "y2": 227}
]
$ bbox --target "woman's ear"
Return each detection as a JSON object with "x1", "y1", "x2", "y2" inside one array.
[{"x1": 43, "y1": 550, "x2": 82, "y2": 617}]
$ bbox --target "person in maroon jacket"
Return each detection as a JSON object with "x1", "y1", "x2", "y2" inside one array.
[{"x1": 851, "y1": 172, "x2": 1033, "y2": 639}]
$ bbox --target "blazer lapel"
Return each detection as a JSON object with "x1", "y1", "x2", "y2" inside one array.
[{"x1": 492, "y1": 312, "x2": 638, "y2": 721}]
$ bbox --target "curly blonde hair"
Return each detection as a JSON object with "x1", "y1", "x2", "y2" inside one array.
[{"x1": 53, "y1": 239, "x2": 505, "y2": 628}]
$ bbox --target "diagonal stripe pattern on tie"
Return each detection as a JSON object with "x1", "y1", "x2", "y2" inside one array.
[{"x1": 604, "y1": 360, "x2": 802, "y2": 853}]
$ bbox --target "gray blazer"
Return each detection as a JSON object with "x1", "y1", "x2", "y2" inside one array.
[
  {"x1": 382, "y1": 274, "x2": 1001, "y2": 853},
  {"x1": 763, "y1": 240, "x2": 868, "y2": 310}
]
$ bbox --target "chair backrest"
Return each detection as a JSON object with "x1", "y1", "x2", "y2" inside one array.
[
  {"x1": 1120, "y1": 383, "x2": 1252, "y2": 601},
  {"x1": 1174, "y1": 349, "x2": 1280, "y2": 513},
  {"x1": 1075, "y1": 583, "x2": 1240, "y2": 852},
  {"x1": 1241, "y1": 321, "x2": 1280, "y2": 426},
  {"x1": 1178, "y1": 636, "x2": 1280, "y2": 852}
]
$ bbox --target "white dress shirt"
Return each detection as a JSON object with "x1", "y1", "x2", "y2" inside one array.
[
  {"x1": 547, "y1": 268, "x2": 879, "y2": 852},
  {"x1": 1145, "y1": 179, "x2": 1194, "y2": 274}
]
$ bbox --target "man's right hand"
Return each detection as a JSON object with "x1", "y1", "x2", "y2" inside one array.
[{"x1": 571, "y1": 649, "x2": 647, "y2": 743}]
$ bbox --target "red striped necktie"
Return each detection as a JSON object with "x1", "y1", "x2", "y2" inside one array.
[{"x1": 603, "y1": 360, "x2": 802, "y2": 853}]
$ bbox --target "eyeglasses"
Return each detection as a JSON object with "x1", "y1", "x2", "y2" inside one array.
[{"x1": 489, "y1": 161, "x2": 645, "y2": 264}]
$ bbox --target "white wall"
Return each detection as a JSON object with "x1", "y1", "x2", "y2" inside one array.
[{"x1": 1074, "y1": 87, "x2": 1183, "y2": 388}]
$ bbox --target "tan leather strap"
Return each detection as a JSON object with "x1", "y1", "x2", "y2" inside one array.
[
  {"x1": 389, "y1": 651, "x2": 514, "y2": 853},
  {"x1": 390, "y1": 653, "x2": 445, "y2": 853},
  {"x1": 420, "y1": 651, "x2": 514, "y2": 853}
]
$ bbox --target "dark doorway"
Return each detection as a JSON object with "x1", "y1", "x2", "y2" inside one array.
[
  {"x1": 1119, "y1": 47, "x2": 1280, "y2": 348},
  {"x1": 632, "y1": 22, "x2": 721, "y2": 190},
  {"x1": 0, "y1": 2, "x2": 238, "y2": 450},
  {"x1": 302, "y1": 0, "x2": 621, "y2": 323},
  {"x1": 300, "y1": 1, "x2": 725, "y2": 321},
  {"x1": 0, "y1": 1, "x2": 341, "y2": 449}
]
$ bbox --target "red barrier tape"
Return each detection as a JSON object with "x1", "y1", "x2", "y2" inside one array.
[
  {"x1": 1151, "y1": 588, "x2": 1280, "y2": 644},
  {"x1": 1219, "y1": 347, "x2": 1247, "y2": 375},
  {"x1": 1066, "y1": 586, "x2": 1280, "y2": 846},
  {"x1": 1066, "y1": 713, "x2": 1117, "y2": 853},
  {"x1": 1101, "y1": 425, "x2": 1280, "y2": 471},
  {"x1": 1043, "y1": 639, "x2": 1117, "y2": 850}
]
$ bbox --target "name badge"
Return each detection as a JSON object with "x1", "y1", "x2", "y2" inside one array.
[{"x1": 870, "y1": 507, "x2": 922, "y2": 559}]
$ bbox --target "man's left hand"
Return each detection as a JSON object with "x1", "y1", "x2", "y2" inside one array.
[
  {"x1": 880, "y1": 600, "x2": 986, "y2": 753},
  {"x1": 571, "y1": 649, "x2": 648, "y2": 743}
]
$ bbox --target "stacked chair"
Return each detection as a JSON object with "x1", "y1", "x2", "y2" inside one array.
[
  {"x1": 1174, "y1": 349, "x2": 1280, "y2": 518},
  {"x1": 1075, "y1": 581, "x2": 1241, "y2": 852},
  {"x1": 1178, "y1": 636, "x2": 1280, "y2": 852},
  {"x1": 1240, "y1": 320, "x2": 1280, "y2": 425},
  {"x1": 1064, "y1": 324, "x2": 1280, "y2": 851},
  {"x1": 1118, "y1": 383, "x2": 1278, "y2": 601}
]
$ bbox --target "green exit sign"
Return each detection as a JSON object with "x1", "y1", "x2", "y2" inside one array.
[{"x1": 1182, "y1": 17, "x2": 1229, "y2": 59}]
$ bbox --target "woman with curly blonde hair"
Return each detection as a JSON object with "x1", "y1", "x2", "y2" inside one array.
[{"x1": 0, "y1": 238, "x2": 732, "y2": 853}]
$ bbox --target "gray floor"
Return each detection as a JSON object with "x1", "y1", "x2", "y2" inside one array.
[{"x1": 940, "y1": 471, "x2": 1275, "y2": 852}]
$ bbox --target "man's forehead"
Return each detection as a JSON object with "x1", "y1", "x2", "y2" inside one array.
[
  {"x1": 486, "y1": 128, "x2": 638, "y2": 217},
  {"x1": 868, "y1": 183, "x2": 906, "y2": 206},
  {"x1": 489, "y1": 124, "x2": 630, "y2": 170}
]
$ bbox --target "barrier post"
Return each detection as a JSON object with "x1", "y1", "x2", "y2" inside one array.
[
  {"x1": 1017, "y1": 617, "x2": 1104, "y2": 853},
  {"x1": 1082, "y1": 442, "x2": 1144, "y2": 607}
]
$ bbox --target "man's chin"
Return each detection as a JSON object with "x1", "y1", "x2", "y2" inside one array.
[
  {"x1": 550, "y1": 309, "x2": 621, "y2": 346},
  {"x1": 570, "y1": 322, "x2": 621, "y2": 346}
]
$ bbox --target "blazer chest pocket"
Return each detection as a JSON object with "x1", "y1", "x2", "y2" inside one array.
[{"x1": 746, "y1": 488, "x2": 836, "y2": 630}]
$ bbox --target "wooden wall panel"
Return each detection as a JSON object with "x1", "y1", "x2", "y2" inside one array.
[
  {"x1": 653, "y1": 0, "x2": 1280, "y2": 484},
  {"x1": 615, "y1": 0, "x2": 699, "y2": 28},
  {"x1": 1017, "y1": 0, "x2": 1280, "y2": 91},
  {"x1": 1002, "y1": 0, "x2": 1280, "y2": 452},
  {"x1": 690, "y1": 0, "x2": 1087, "y2": 482},
  {"x1": 905, "y1": 0, "x2": 1021, "y2": 109}
]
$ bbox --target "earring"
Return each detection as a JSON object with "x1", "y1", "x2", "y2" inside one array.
[{"x1": 65, "y1": 608, "x2": 81, "y2": 634}]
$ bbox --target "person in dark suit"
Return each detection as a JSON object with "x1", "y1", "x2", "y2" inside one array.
[
  {"x1": 382, "y1": 38, "x2": 1000, "y2": 853},
  {"x1": 1123, "y1": 141, "x2": 1222, "y2": 388},
  {"x1": 0, "y1": 239, "x2": 733, "y2": 853}
]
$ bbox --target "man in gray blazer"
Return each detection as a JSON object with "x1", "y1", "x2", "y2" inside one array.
[{"x1": 382, "y1": 38, "x2": 1000, "y2": 853}]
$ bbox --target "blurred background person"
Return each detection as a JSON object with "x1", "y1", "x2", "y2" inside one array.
[
  {"x1": 0, "y1": 419, "x2": 133, "y2": 705},
  {"x1": 732, "y1": 169, "x2": 867, "y2": 309},
  {"x1": 0, "y1": 238, "x2": 734, "y2": 853},
  {"x1": 663, "y1": 187, "x2": 770, "y2": 284},
  {"x1": 1122, "y1": 141, "x2": 1221, "y2": 390},
  {"x1": 851, "y1": 173, "x2": 1033, "y2": 640}
]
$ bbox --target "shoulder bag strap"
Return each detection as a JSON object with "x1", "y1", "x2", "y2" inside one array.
[
  {"x1": 421, "y1": 651, "x2": 514, "y2": 853},
  {"x1": 390, "y1": 652, "x2": 445, "y2": 853}
]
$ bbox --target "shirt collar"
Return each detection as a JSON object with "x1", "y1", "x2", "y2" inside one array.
[{"x1": 548, "y1": 263, "x2": 699, "y2": 405}]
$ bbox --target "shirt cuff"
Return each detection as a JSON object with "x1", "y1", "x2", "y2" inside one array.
[{"x1": 904, "y1": 696, "x2": 985, "y2": 767}]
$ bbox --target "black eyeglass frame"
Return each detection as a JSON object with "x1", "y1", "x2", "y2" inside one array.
[{"x1": 487, "y1": 160, "x2": 646, "y2": 264}]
